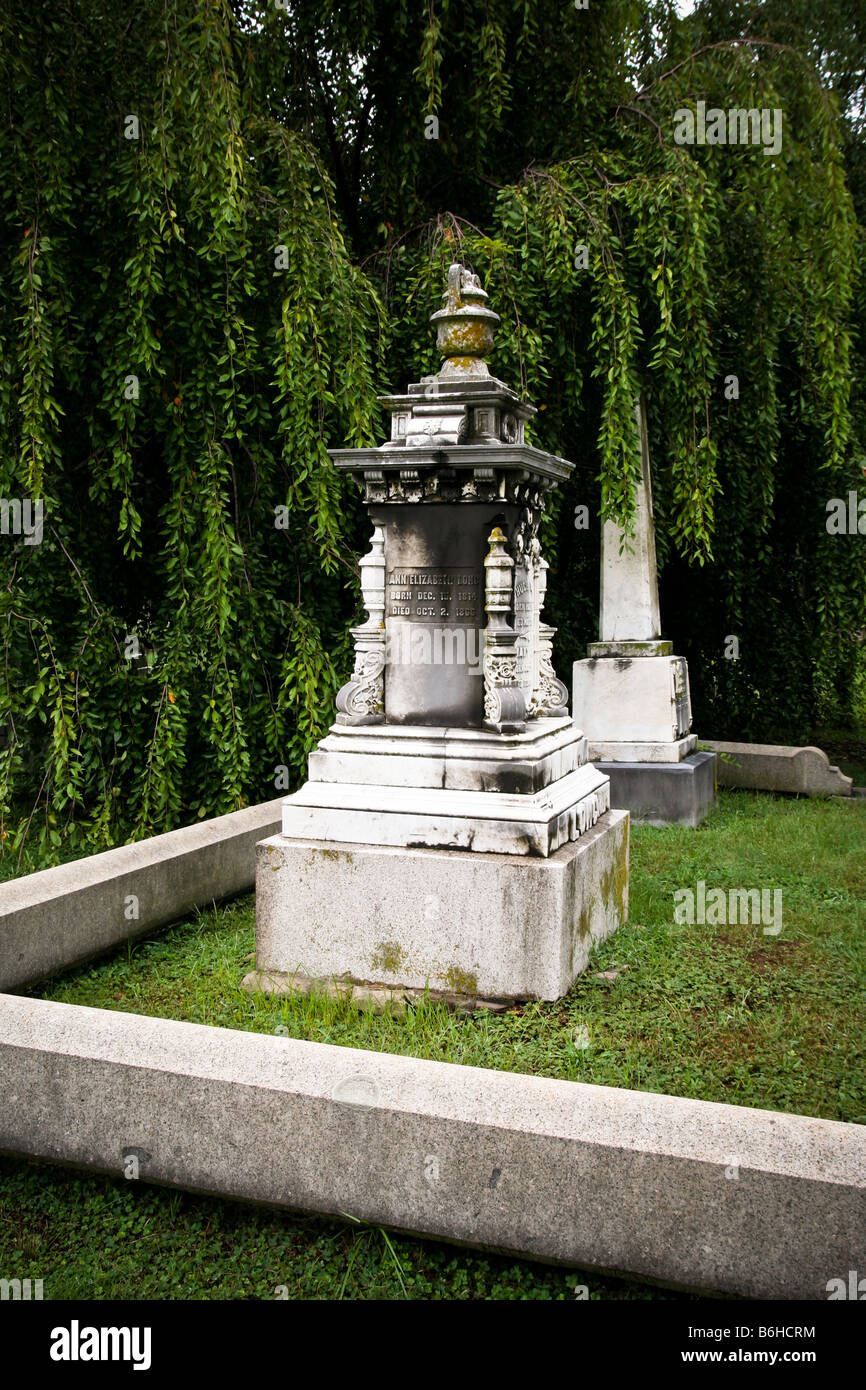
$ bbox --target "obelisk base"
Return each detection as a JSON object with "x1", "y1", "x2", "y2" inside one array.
[
  {"x1": 572, "y1": 651, "x2": 716, "y2": 826},
  {"x1": 591, "y1": 753, "x2": 716, "y2": 828}
]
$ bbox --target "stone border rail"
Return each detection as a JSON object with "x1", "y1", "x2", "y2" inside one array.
[
  {"x1": 1, "y1": 993, "x2": 863, "y2": 1300},
  {"x1": 0, "y1": 800, "x2": 283, "y2": 991},
  {"x1": 702, "y1": 742, "x2": 853, "y2": 797}
]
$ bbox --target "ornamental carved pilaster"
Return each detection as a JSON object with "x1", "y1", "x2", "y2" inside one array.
[
  {"x1": 483, "y1": 527, "x2": 527, "y2": 734},
  {"x1": 528, "y1": 541, "x2": 569, "y2": 718},
  {"x1": 335, "y1": 526, "x2": 386, "y2": 725}
]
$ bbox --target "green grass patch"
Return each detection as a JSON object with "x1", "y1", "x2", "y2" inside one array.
[
  {"x1": 2, "y1": 789, "x2": 863, "y2": 1299},
  {"x1": 24, "y1": 790, "x2": 866, "y2": 1122},
  {"x1": 807, "y1": 724, "x2": 866, "y2": 786}
]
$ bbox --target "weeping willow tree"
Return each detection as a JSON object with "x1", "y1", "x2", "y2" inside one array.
[
  {"x1": 366, "y1": 0, "x2": 863, "y2": 741},
  {"x1": 0, "y1": 0, "x2": 384, "y2": 857},
  {"x1": 0, "y1": 0, "x2": 861, "y2": 860}
]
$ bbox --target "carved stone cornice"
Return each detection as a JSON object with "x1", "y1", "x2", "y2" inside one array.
[{"x1": 329, "y1": 449, "x2": 566, "y2": 517}]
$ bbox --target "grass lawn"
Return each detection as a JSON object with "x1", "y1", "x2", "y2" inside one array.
[
  {"x1": 807, "y1": 724, "x2": 866, "y2": 787},
  {"x1": 1, "y1": 788, "x2": 863, "y2": 1299}
]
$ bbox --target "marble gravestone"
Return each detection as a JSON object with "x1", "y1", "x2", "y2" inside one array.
[
  {"x1": 571, "y1": 397, "x2": 716, "y2": 826},
  {"x1": 251, "y1": 265, "x2": 629, "y2": 1003}
]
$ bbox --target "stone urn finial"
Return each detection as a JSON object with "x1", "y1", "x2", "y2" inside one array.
[{"x1": 429, "y1": 263, "x2": 500, "y2": 379}]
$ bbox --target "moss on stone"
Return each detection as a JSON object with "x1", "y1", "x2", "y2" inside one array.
[
  {"x1": 600, "y1": 843, "x2": 629, "y2": 923},
  {"x1": 441, "y1": 965, "x2": 478, "y2": 996},
  {"x1": 370, "y1": 941, "x2": 405, "y2": 976}
]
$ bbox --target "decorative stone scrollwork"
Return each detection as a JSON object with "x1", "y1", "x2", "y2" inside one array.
[
  {"x1": 483, "y1": 527, "x2": 526, "y2": 733},
  {"x1": 357, "y1": 466, "x2": 557, "y2": 513},
  {"x1": 507, "y1": 476, "x2": 549, "y2": 560},
  {"x1": 335, "y1": 526, "x2": 386, "y2": 725},
  {"x1": 400, "y1": 469, "x2": 423, "y2": 503},
  {"x1": 671, "y1": 656, "x2": 692, "y2": 737},
  {"x1": 512, "y1": 508, "x2": 534, "y2": 562},
  {"x1": 359, "y1": 469, "x2": 387, "y2": 504},
  {"x1": 472, "y1": 466, "x2": 497, "y2": 502},
  {"x1": 529, "y1": 547, "x2": 569, "y2": 718}
]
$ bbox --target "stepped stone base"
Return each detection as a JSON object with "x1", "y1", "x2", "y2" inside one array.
[
  {"x1": 282, "y1": 717, "x2": 613, "y2": 858},
  {"x1": 280, "y1": 763, "x2": 610, "y2": 858},
  {"x1": 309, "y1": 717, "x2": 584, "y2": 794}
]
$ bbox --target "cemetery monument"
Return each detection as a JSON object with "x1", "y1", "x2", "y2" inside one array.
[
  {"x1": 571, "y1": 397, "x2": 716, "y2": 825},
  {"x1": 249, "y1": 265, "x2": 629, "y2": 1002}
]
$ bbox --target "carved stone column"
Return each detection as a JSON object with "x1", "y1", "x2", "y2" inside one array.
[
  {"x1": 483, "y1": 527, "x2": 526, "y2": 734},
  {"x1": 335, "y1": 526, "x2": 386, "y2": 725},
  {"x1": 531, "y1": 547, "x2": 569, "y2": 717}
]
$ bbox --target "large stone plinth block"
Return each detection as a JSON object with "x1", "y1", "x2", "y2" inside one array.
[{"x1": 255, "y1": 810, "x2": 628, "y2": 1001}]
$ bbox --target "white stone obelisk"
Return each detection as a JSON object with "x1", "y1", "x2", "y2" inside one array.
[
  {"x1": 599, "y1": 396, "x2": 661, "y2": 645},
  {"x1": 572, "y1": 397, "x2": 715, "y2": 824}
]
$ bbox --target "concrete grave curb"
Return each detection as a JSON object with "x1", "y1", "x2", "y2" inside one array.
[
  {"x1": 1, "y1": 993, "x2": 863, "y2": 1300},
  {"x1": 703, "y1": 742, "x2": 853, "y2": 797},
  {"x1": 0, "y1": 800, "x2": 283, "y2": 991}
]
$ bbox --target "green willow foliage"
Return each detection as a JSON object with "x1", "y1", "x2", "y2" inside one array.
[
  {"x1": 0, "y1": 0, "x2": 382, "y2": 857},
  {"x1": 0, "y1": 0, "x2": 862, "y2": 859}
]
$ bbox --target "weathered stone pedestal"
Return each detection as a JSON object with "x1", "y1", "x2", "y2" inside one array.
[
  {"x1": 572, "y1": 399, "x2": 716, "y2": 826},
  {"x1": 251, "y1": 266, "x2": 628, "y2": 1002},
  {"x1": 256, "y1": 813, "x2": 628, "y2": 1002}
]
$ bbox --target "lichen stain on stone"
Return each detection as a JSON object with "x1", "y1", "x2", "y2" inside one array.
[
  {"x1": 370, "y1": 940, "x2": 405, "y2": 975},
  {"x1": 574, "y1": 901, "x2": 592, "y2": 940},
  {"x1": 441, "y1": 965, "x2": 478, "y2": 995},
  {"x1": 441, "y1": 354, "x2": 480, "y2": 376},
  {"x1": 600, "y1": 851, "x2": 628, "y2": 923},
  {"x1": 440, "y1": 321, "x2": 493, "y2": 356}
]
